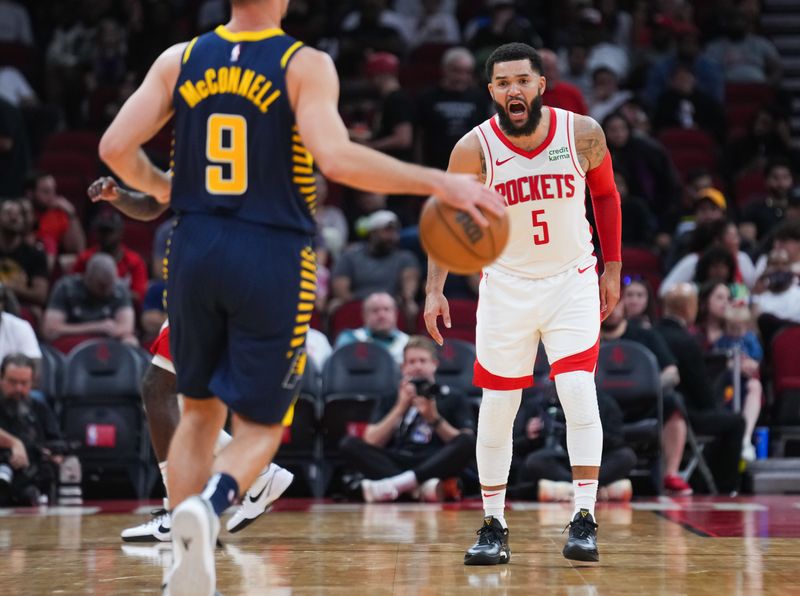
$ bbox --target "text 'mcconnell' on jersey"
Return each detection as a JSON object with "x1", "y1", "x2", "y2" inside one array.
[{"x1": 171, "y1": 26, "x2": 316, "y2": 235}]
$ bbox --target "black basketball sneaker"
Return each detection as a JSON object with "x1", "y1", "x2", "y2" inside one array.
[
  {"x1": 562, "y1": 509, "x2": 599, "y2": 562},
  {"x1": 464, "y1": 516, "x2": 511, "y2": 565}
]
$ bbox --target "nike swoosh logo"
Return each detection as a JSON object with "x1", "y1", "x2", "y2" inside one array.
[
  {"x1": 248, "y1": 484, "x2": 267, "y2": 503},
  {"x1": 577, "y1": 482, "x2": 596, "y2": 487},
  {"x1": 578, "y1": 265, "x2": 593, "y2": 274},
  {"x1": 157, "y1": 524, "x2": 170, "y2": 534},
  {"x1": 483, "y1": 491, "x2": 502, "y2": 498},
  {"x1": 495, "y1": 156, "x2": 514, "y2": 166}
]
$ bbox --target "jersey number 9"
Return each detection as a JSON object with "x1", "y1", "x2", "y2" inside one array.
[{"x1": 206, "y1": 113, "x2": 247, "y2": 195}]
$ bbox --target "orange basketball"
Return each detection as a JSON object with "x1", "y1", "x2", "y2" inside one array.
[{"x1": 419, "y1": 197, "x2": 509, "y2": 275}]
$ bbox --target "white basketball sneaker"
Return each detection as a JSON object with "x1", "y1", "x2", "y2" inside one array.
[
  {"x1": 163, "y1": 496, "x2": 218, "y2": 596},
  {"x1": 225, "y1": 464, "x2": 294, "y2": 533},
  {"x1": 121, "y1": 499, "x2": 171, "y2": 543}
]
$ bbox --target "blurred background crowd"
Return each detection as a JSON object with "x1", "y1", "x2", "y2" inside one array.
[{"x1": 0, "y1": 0, "x2": 799, "y2": 502}]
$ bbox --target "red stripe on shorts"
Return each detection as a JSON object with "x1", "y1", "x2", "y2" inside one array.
[
  {"x1": 549, "y1": 336, "x2": 600, "y2": 379},
  {"x1": 473, "y1": 360, "x2": 533, "y2": 390}
]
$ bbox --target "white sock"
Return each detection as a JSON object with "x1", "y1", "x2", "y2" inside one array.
[
  {"x1": 482, "y1": 488, "x2": 507, "y2": 528},
  {"x1": 573, "y1": 480, "x2": 598, "y2": 517},
  {"x1": 159, "y1": 460, "x2": 169, "y2": 494},
  {"x1": 388, "y1": 470, "x2": 418, "y2": 494},
  {"x1": 476, "y1": 388, "x2": 522, "y2": 528},
  {"x1": 214, "y1": 429, "x2": 232, "y2": 456}
]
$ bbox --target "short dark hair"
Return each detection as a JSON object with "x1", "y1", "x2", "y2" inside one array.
[
  {"x1": 764, "y1": 157, "x2": 793, "y2": 178},
  {"x1": 1, "y1": 354, "x2": 36, "y2": 377},
  {"x1": 403, "y1": 336, "x2": 438, "y2": 361},
  {"x1": 485, "y1": 43, "x2": 543, "y2": 80},
  {"x1": 695, "y1": 246, "x2": 736, "y2": 286},
  {"x1": 773, "y1": 219, "x2": 800, "y2": 242}
]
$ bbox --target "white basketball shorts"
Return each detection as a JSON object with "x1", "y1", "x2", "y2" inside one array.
[{"x1": 473, "y1": 257, "x2": 601, "y2": 390}]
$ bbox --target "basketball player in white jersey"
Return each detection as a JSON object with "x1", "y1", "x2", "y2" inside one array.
[{"x1": 424, "y1": 43, "x2": 622, "y2": 564}]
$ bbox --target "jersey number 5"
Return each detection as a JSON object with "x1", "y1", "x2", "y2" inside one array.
[
  {"x1": 531, "y1": 209, "x2": 550, "y2": 245},
  {"x1": 206, "y1": 114, "x2": 247, "y2": 195}
]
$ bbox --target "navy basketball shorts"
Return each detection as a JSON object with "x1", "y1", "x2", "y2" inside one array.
[{"x1": 166, "y1": 213, "x2": 315, "y2": 425}]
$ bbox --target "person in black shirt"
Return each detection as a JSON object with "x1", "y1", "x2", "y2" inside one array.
[
  {"x1": 0, "y1": 354, "x2": 65, "y2": 505},
  {"x1": 416, "y1": 47, "x2": 489, "y2": 170},
  {"x1": 655, "y1": 283, "x2": 745, "y2": 494},
  {"x1": 0, "y1": 199, "x2": 49, "y2": 314},
  {"x1": 340, "y1": 336, "x2": 475, "y2": 502},
  {"x1": 740, "y1": 159, "x2": 795, "y2": 245},
  {"x1": 510, "y1": 387, "x2": 636, "y2": 502},
  {"x1": 601, "y1": 300, "x2": 693, "y2": 495},
  {"x1": 362, "y1": 52, "x2": 415, "y2": 163}
]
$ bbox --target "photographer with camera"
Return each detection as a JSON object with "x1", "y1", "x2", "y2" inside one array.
[
  {"x1": 340, "y1": 336, "x2": 476, "y2": 502},
  {"x1": 509, "y1": 386, "x2": 637, "y2": 502},
  {"x1": 0, "y1": 354, "x2": 79, "y2": 506}
]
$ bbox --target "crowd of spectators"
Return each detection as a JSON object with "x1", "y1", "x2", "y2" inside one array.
[{"x1": 0, "y1": 0, "x2": 798, "y2": 499}]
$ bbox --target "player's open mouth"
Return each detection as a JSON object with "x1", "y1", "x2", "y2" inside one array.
[{"x1": 507, "y1": 100, "x2": 527, "y2": 120}]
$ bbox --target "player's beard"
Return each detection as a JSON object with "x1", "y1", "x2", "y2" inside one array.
[{"x1": 494, "y1": 91, "x2": 544, "y2": 138}]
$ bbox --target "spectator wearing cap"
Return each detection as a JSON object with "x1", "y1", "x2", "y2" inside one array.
[
  {"x1": 42, "y1": 253, "x2": 137, "y2": 351},
  {"x1": 0, "y1": 200, "x2": 49, "y2": 316},
  {"x1": 334, "y1": 291, "x2": 410, "y2": 364},
  {"x1": 24, "y1": 172, "x2": 86, "y2": 271},
  {"x1": 539, "y1": 48, "x2": 588, "y2": 115},
  {"x1": 72, "y1": 211, "x2": 148, "y2": 305},
  {"x1": 740, "y1": 159, "x2": 795, "y2": 246},
  {"x1": 667, "y1": 187, "x2": 728, "y2": 269},
  {"x1": 330, "y1": 209, "x2": 421, "y2": 325},
  {"x1": 416, "y1": 47, "x2": 489, "y2": 170}
]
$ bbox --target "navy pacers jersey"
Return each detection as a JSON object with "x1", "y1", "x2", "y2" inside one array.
[{"x1": 171, "y1": 26, "x2": 315, "y2": 234}]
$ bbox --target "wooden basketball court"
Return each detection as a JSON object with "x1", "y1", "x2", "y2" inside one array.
[{"x1": 1, "y1": 497, "x2": 798, "y2": 594}]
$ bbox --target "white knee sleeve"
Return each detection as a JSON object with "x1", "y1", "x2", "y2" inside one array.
[
  {"x1": 554, "y1": 371, "x2": 603, "y2": 467},
  {"x1": 476, "y1": 388, "x2": 522, "y2": 486}
]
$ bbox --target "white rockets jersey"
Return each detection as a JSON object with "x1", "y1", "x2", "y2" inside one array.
[{"x1": 474, "y1": 106, "x2": 593, "y2": 279}]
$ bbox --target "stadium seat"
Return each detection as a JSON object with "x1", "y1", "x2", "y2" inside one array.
[
  {"x1": 621, "y1": 246, "x2": 663, "y2": 296},
  {"x1": 37, "y1": 152, "x2": 98, "y2": 182},
  {"x1": 658, "y1": 128, "x2": 717, "y2": 155},
  {"x1": 596, "y1": 340, "x2": 663, "y2": 493},
  {"x1": 771, "y1": 326, "x2": 800, "y2": 455},
  {"x1": 734, "y1": 169, "x2": 767, "y2": 208},
  {"x1": 51, "y1": 333, "x2": 107, "y2": 355},
  {"x1": 435, "y1": 338, "x2": 477, "y2": 396},
  {"x1": 38, "y1": 343, "x2": 66, "y2": 416},
  {"x1": 61, "y1": 339, "x2": 151, "y2": 498},
  {"x1": 42, "y1": 131, "x2": 101, "y2": 155},
  {"x1": 319, "y1": 343, "x2": 399, "y2": 492},
  {"x1": 417, "y1": 298, "x2": 478, "y2": 343},
  {"x1": 328, "y1": 300, "x2": 363, "y2": 342}
]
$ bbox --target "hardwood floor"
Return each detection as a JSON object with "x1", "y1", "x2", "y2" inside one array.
[{"x1": 1, "y1": 498, "x2": 798, "y2": 594}]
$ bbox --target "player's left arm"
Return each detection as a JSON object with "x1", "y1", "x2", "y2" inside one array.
[
  {"x1": 98, "y1": 43, "x2": 186, "y2": 204},
  {"x1": 574, "y1": 114, "x2": 622, "y2": 320}
]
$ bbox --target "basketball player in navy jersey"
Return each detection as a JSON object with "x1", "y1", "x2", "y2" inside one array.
[{"x1": 99, "y1": 0, "x2": 502, "y2": 592}]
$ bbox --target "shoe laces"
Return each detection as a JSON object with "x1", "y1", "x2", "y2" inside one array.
[
  {"x1": 562, "y1": 514, "x2": 597, "y2": 538},
  {"x1": 143, "y1": 508, "x2": 169, "y2": 529},
  {"x1": 475, "y1": 519, "x2": 504, "y2": 545}
]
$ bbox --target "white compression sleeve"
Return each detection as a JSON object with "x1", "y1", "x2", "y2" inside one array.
[
  {"x1": 476, "y1": 388, "x2": 522, "y2": 487},
  {"x1": 554, "y1": 371, "x2": 603, "y2": 467}
]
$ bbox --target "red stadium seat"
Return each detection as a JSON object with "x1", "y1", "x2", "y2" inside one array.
[
  {"x1": 734, "y1": 169, "x2": 767, "y2": 208},
  {"x1": 772, "y1": 326, "x2": 800, "y2": 397},
  {"x1": 43, "y1": 131, "x2": 101, "y2": 155},
  {"x1": 657, "y1": 128, "x2": 717, "y2": 154},
  {"x1": 417, "y1": 298, "x2": 478, "y2": 344},
  {"x1": 37, "y1": 152, "x2": 98, "y2": 182},
  {"x1": 328, "y1": 300, "x2": 364, "y2": 341},
  {"x1": 621, "y1": 246, "x2": 663, "y2": 296}
]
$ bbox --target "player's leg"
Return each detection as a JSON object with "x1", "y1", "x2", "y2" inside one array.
[
  {"x1": 465, "y1": 270, "x2": 539, "y2": 566},
  {"x1": 541, "y1": 260, "x2": 603, "y2": 562}
]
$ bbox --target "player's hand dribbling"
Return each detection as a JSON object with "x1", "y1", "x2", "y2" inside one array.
[
  {"x1": 599, "y1": 261, "x2": 621, "y2": 321},
  {"x1": 87, "y1": 176, "x2": 120, "y2": 203},
  {"x1": 436, "y1": 173, "x2": 505, "y2": 228},
  {"x1": 424, "y1": 292, "x2": 451, "y2": 346}
]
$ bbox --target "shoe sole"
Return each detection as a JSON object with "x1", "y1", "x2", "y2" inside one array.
[
  {"x1": 227, "y1": 470, "x2": 294, "y2": 533},
  {"x1": 167, "y1": 498, "x2": 216, "y2": 596},
  {"x1": 562, "y1": 545, "x2": 599, "y2": 562},
  {"x1": 463, "y1": 550, "x2": 511, "y2": 566},
  {"x1": 121, "y1": 533, "x2": 171, "y2": 543}
]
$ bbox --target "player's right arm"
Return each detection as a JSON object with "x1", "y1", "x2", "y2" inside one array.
[
  {"x1": 286, "y1": 48, "x2": 503, "y2": 228},
  {"x1": 423, "y1": 131, "x2": 485, "y2": 345}
]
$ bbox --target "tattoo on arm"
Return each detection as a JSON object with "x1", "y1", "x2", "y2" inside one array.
[
  {"x1": 574, "y1": 115, "x2": 607, "y2": 172},
  {"x1": 478, "y1": 147, "x2": 486, "y2": 185},
  {"x1": 112, "y1": 189, "x2": 170, "y2": 221}
]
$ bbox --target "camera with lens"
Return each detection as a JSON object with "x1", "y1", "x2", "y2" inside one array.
[
  {"x1": 541, "y1": 398, "x2": 567, "y2": 453},
  {"x1": 410, "y1": 378, "x2": 442, "y2": 400}
]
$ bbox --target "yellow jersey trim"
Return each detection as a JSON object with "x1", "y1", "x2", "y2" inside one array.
[
  {"x1": 214, "y1": 25, "x2": 284, "y2": 43},
  {"x1": 280, "y1": 41, "x2": 304, "y2": 68},
  {"x1": 182, "y1": 37, "x2": 199, "y2": 64}
]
